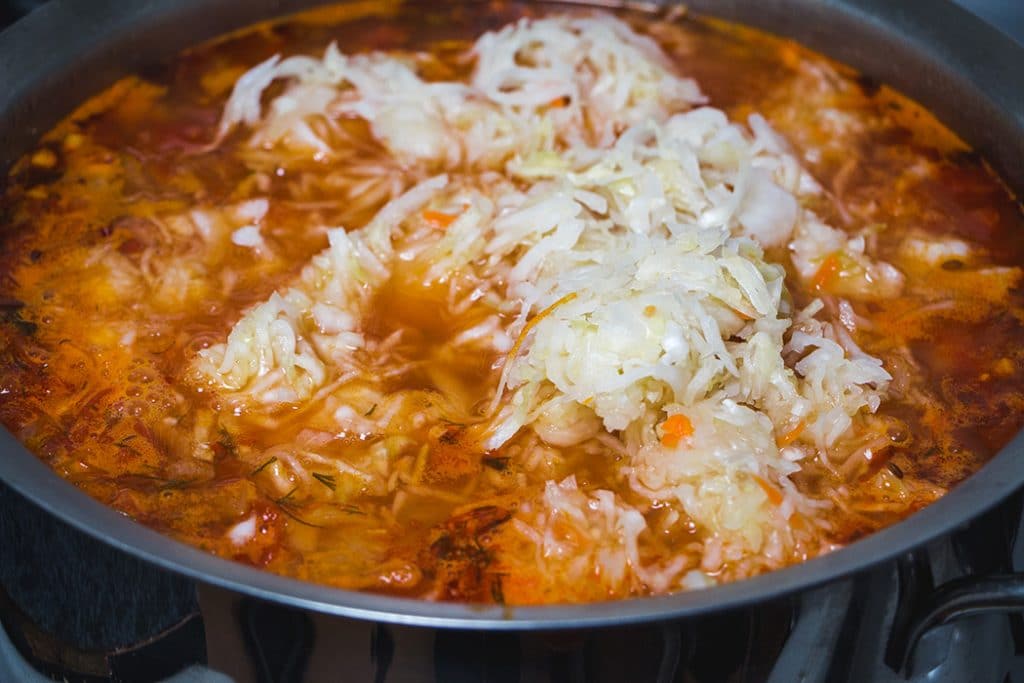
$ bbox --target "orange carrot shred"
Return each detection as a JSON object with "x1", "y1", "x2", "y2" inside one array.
[
  {"x1": 547, "y1": 95, "x2": 571, "y2": 108},
  {"x1": 660, "y1": 414, "x2": 694, "y2": 449},
  {"x1": 505, "y1": 292, "x2": 578, "y2": 367},
  {"x1": 779, "y1": 43, "x2": 802, "y2": 69},
  {"x1": 422, "y1": 209, "x2": 459, "y2": 229},
  {"x1": 776, "y1": 420, "x2": 806, "y2": 447},
  {"x1": 754, "y1": 475, "x2": 784, "y2": 505},
  {"x1": 730, "y1": 305, "x2": 755, "y2": 321},
  {"x1": 812, "y1": 252, "x2": 842, "y2": 291}
]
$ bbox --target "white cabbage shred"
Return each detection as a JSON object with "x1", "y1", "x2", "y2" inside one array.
[
  {"x1": 194, "y1": 175, "x2": 448, "y2": 402},
  {"x1": 198, "y1": 12, "x2": 902, "y2": 592},
  {"x1": 215, "y1": 14, "x2": 704, "y2": 168}
]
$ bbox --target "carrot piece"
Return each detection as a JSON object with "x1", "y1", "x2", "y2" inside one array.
[
  {"x1": 505, "y1": 292, "x2": 578, "y2": 367},
  {"x1": 730, "y1": 306, "x2": 755, "y2": 321},
  {"x1": 422, "y1": 209, "x2": 459, "y2": 229},
  {"x1": 660, "y1": 414, "x2": 694, "y2": 449},
  {"x1": 776, "y1": 420, "x2": 806, "y2": 447},
  {"x1": 754, "y1": 475, "x2": 784, "y2": 506},
  {"x1": 812, "y1": 252, "x2": 842, "y2": 291},
  {"x1": 778, "y1": 42, "x2": 802, "y2": 69},
  {"x1": 547, "y1": 95, "x2": 571, "y2": 108}
]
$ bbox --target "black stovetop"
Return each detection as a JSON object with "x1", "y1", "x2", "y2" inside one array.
[{"x1": 4, "y1": 478, "x2": 1024, "y2": 683}]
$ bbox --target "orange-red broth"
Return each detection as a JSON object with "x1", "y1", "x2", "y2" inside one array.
[{"x1": 1, "y1": 2, "x2": 1024, "y2": 604}]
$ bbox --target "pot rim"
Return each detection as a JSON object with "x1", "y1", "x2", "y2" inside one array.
[{"x1": 1, "y1": 0, "x2": 1023, "y2": 629}]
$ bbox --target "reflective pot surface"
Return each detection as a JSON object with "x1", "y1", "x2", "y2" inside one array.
[{"x1": 0, "y1": 0, "x2": 1023, "y2": 630}]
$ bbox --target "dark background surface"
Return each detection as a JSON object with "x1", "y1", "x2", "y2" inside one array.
[
  {"x1": 2, "y1": 0, "x2": 1024, "y2": 38},
  {"x1": 955, "y1": 0, "x2": 1024, "y2": 35},
  {"x1": 0, "y1": 0, "x2": 37, "y2": 27}
]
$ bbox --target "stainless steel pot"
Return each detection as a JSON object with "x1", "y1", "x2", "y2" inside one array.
[{"x1": 1, "y1": 0, "x2": 1023, "y2": 631}]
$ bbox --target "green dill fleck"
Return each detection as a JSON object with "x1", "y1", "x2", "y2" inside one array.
[
  {"x1": 251, "y1": 456, "x2": 277, "y2": 475},
  {"x1": 276, "y1": 505, "x2": 323, "y2": 528},
  {"x1": 312, "y1": 472, "x2": 336, "y2": 491},
  {"x1": 340, "y1": 504, "x2": 365, "y2": 516},
  {"x1": 269, "y1": 489, "x2": 322, "y2": 527},
  {"x1": 116, "y1": 435, "x2": 143, "y2": 458},
  {"x1": 158, "y1": 478, "x2": 193, "y2": 491},
  {"x1": 129, "y1": 473, "x2": 192, "y2": 490},
  {"x1": 275, "y1": 486, "x2": 299, "y2": 507},
  {"x1": 364, "y1": 403, "x2": 378, "y2": 417}
]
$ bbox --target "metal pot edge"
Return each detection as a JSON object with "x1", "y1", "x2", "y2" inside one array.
[{"x1": 1, "y1": 0, "x2": 1022, "y2": 629}]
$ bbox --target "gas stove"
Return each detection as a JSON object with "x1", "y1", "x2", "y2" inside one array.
[
  {"x1": 2, "y1": 1, "x2": 1024, "y2": 682},
  {"x1": 3, "y1": 479, "x2": 1024, "y2": 682}
]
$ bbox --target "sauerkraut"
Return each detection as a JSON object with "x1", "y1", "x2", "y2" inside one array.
[
  {"x1": 5, "y1": 3, "x2": 1023, "y2": 606},
  {"x1": 195, "y1": 11, "x2": 898, "y2": 589}
]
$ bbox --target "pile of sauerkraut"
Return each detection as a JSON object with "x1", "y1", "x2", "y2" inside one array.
[{"x1": 192, "y1": 12, "x2": 899, "y2": 595}]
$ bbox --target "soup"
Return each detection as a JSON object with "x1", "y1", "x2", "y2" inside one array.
[{"x1": 1, "y1": 1, "x2": 1023, "y2": 605}]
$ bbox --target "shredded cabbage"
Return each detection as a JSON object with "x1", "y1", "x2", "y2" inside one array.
[
  {"x1": 198, "y1": 10, "x2": 901, "y2": 590},
  {"x1": 216, "y1": 14, "x2": 703, "y2": 169}
]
